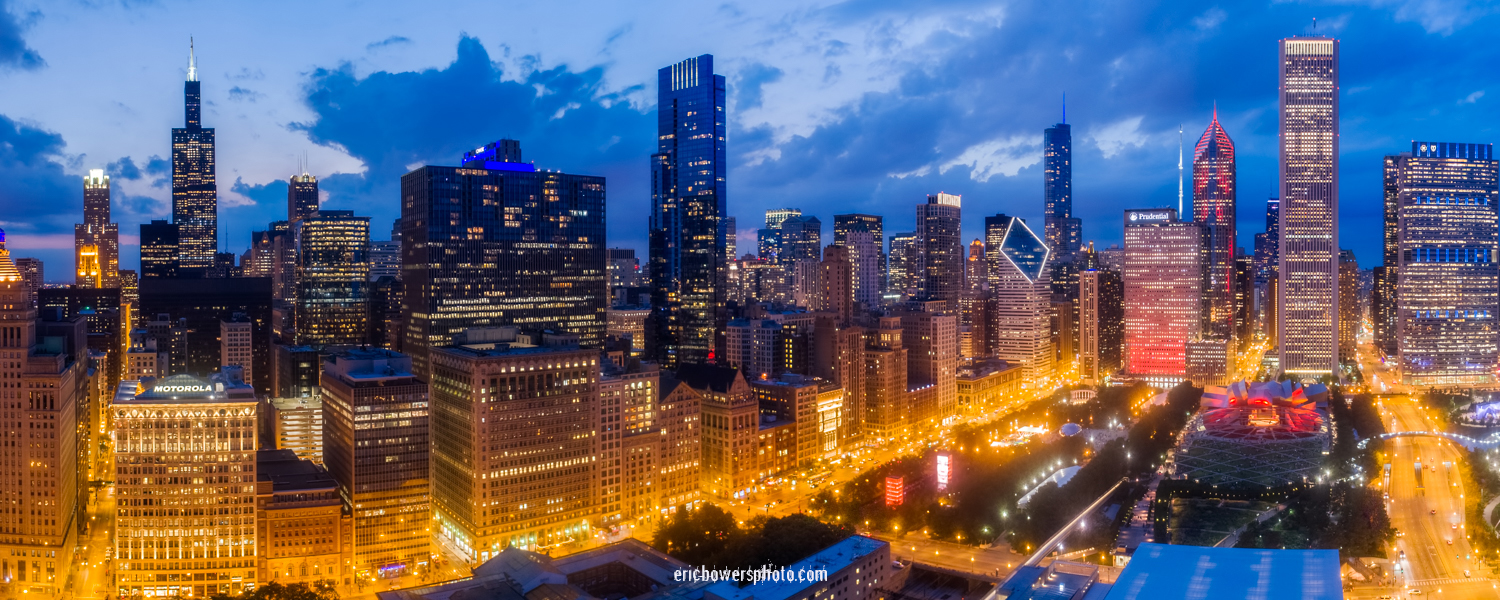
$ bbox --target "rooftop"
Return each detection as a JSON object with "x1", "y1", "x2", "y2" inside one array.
[
  {"x1": 703, "y1": 536, "x2": 887, "y2": 600},
  {"x1": 1104, "y1": 543, "x2": 1340, "y2": 600},
  {"x1": 256, "y1": 449, "x2": 336, "y2": 492}
]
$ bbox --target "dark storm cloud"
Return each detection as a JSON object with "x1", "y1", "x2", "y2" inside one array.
[
  {"x1": 735, "y1": 63, "x2": 783, "y2": 111},
  {"x1": 0, "y1": 0, "x2": 42, "y2": 70},
  {"x1": 107, "y1": 156, "x2": 141, "y2": 180},
  {"x1": 0, "y1": 114, "x2": 74, "y2": 229},
  {"x1": 292, "y1": 34, "x2": 655, "y2": 247}
]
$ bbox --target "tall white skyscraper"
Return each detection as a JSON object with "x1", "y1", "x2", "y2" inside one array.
[{"x1": 1277, "y1": 36, "x2": 1340, "y2": 377}]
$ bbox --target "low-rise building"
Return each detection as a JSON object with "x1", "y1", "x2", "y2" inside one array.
[
  {"x1": 269, "y1": 397, "x2": 324, "y2": 464},
  {"x1": 956, "y1": 358, "x2": 1024, "y2": 416},
  {"x1": 256, "y1": 449, "x2": 345, "y2": 587}
]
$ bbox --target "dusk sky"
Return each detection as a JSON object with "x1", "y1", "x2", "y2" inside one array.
[{"x1": 1, "y1": 0, "x2": 1497, "y2": 280}]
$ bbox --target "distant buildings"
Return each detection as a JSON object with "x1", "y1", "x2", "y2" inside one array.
[
  {"x1": 650, "y1": 55, "x2": 728, "y2": 368},
  {"x1": 1277, "y1": 36, "x2": 1341, "y2": 377},
  {"x1": 1396, "y1": 142, "x2": 1499, "y2": 386}
]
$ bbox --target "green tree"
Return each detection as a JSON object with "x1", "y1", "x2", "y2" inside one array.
[
  {"x1": 209, "y1": 581, "x2": 339, "y2": 600},
  {"x1": 652, "y1": 503, "x2": 741, "y2": 565}
]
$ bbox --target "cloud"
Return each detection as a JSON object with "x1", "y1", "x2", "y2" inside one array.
[
  {"x1": 227, "y1": 86, "x2": 264, "y2": 102},
  {"x1": 0, "y1": 0, "x2": 43, "y2": 69},
  {"x1": 1089, "y1": 116, "x2": 1148, "y2": 159},
  {"x1": 939, "y1": 136, "x2": 1041, "y2": 182},
  {"x1": 1344, "y1": 0, "x2": 1496, "y2": 34},
  {"x1": 291, "y1": 35, "x2": 655, "y2": 246},
  {"x1": 735, "y1": 63, "x2": 784, "y2": 111},
  {"x1": 107, "y1": 156, "x2": 141, "y2": 180},
  {"x1": 1193, "y1": 7, "x2": 1228, "y2": 30},
  {"x1": 1461, "y1": 90, "x2": 1484, "y2": 104},
  {"x1": 366, "y1": 35, "x2": 410, "y2": 50}
]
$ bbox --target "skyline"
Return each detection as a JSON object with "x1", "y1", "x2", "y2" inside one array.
[{"x1": 1, "y1": 1, "x2": 1499, "y2": 277}]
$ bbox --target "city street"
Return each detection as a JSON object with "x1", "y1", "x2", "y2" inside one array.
[
  {"x1": 1373, "y1": 398, "x2": 1498, "y2": 599},
  {"x1": 68, "y1": 484, "x2": 115, "y2": 599}
]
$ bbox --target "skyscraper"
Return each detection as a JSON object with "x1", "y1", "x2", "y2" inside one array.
[
  {"x1": 650, "y1": 55, "x2": 727, "y2": 368},
  {"x1": 295, "y1": 210, "x2": 370, "y2": 345},
  {"x1": 287, "y1": 172, "x2": 319, "y2": 224},
  {"x1": 916, "y1": 193, "x2": 963, "y2": 308},
  {"x1": 757, "y1": 208, "x2": 801, "y2": 262},
  {"x1": 77, "y1": 169, "x2": 120, "y2": 288},
  {"x1": 1079, "y1": 267, "x2": 1124, "y2": 385},
  {"x1": 1338, "y1": 249, "x2": 1360, "y2": 363},
  {"x1": 1044, "y1": 121, "x2": 1081, "y2": 262},
  {"x1": 1373, "y1": 153, "x2": 1407, "y2": 359},
  {"x1": 985, "y1": 215, "x2": 1054, "y2": 383},
  {"x1": 1123, "y1": 209, "x2": 1202, "y2": 385},
  {"x1": 887, "y1": 233, "x2": 916, "y2": 298},
  {"x1": 401, "y1": 140, "x2": 607, "y2": 377},
  {"x1": 833, "y1": 214, "x2": 885, "y2": 298},
  {"x1": 1397, "y1": 141, "x2": 1498, "y2": 386},
  {"x1": 172, "y1": 40, "x2": 218, "y2": 271},
  {"x1": 1192, "y1": 110, "x2": 1236, "y2": 340},
  {"x1": 140, "y1": 220, "x2": 181, "y2": 278},
  {"x1": 1277, "y1": 36, "x2": 1340, "y2": 377}
]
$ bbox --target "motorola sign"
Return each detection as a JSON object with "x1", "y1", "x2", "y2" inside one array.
[{"x1": 156, "y1": 385, "x2": 212, "y2": 393}]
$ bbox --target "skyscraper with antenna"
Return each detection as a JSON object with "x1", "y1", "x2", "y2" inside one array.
[
  {"x1": 172, "y1": 38, "x2": 219, "y2": 271},
  {"x1": 1043, "y1": 97, "x2": 1080, "y2": 262}
]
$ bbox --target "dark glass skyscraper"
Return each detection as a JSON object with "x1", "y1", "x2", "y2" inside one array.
[
  {"x1": 172, "y1": 41, "x2": 218, "y2": 271},
  {"x1": 649, "y1": 54, "x2": 727, "y2": 367},
  {"x1": 1192, "y1": 110, "x2": 1236, "y2": 339},
  {"x1": 295, "y1": 210, "x2": 369, "y2": 345},
  {"x1": 140, "y1": 220, "x2": 180, "y2": 278},
  {"x1": 400, "y1": 139, "x2": 607, "y2": 378},
  {"x1": 917, "y1": 193, "x2": 963, "y2": 308},
  {"x1": 288, "y1": 172, "x2": 319, "y2": 224},
  {"x1": 1044, "y1": 122, "x2": 1081, "y2": 262}
]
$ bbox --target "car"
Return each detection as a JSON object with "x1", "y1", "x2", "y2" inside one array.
[
  {"x1": 1446, "y1": 539, "x2": 1453, "y2": 545},
  {"x1": 1396, "y1": 530, "x2": 1405, "y2": 537},
  {"x1": 1432, "y1": 509, "x2": 1438, "y2": 515},
  {"x1": 1465, "y1": 570, "x2": 1472, "y2": 578}
]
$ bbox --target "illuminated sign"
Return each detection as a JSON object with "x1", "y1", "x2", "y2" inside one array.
[
  {"x1": 885, "y1": 476, "x2": 905, "y2": 506},
  {"x1": 1126, "y1": 210, "x2": 1173, "y2": 224},
  {"x1": 936, "y1": 453, "x2": 950, "y2": 490},
  {"x1": 156, "y1": 385, "x2": 211, "y2": 393}
]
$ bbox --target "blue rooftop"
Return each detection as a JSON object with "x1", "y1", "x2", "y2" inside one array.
[
  {"x1": 1104, "y1": 543, "x2": 1341, "y2": 600},
  {"x1": 703, "y1": 535, "x2": 886, "y2": 600}
]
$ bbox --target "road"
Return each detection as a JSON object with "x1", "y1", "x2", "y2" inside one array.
[
  {"x1": 66, "y1": 484, "x2": 115, "y2": 599},
  {"x1": 871, "y1": 533, "x2": 1021, "y2": 580},
  {"x1": 1367, "y1": 398, "x2": 1499, "y2": 599}
]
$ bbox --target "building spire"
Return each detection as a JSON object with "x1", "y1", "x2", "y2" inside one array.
[
  {"x1": 1177, "y1": 125, "x2": 1184, "y2": 216},
  {"x1": 187, "y1": 37, "x2": 198, "y2": 82}
]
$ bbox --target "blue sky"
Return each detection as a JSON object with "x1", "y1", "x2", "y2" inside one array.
[{"x1": 0, "y1": 0, "x2": 1497, "y2": 280}]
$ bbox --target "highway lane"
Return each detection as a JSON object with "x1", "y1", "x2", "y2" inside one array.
[{"x1": 1379, "y1": 398, "x2": 1498, "y2": 599}]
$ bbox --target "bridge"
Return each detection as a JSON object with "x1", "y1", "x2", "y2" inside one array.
[{"x1": 1357, "y1": 430, "x2": 1500, "y2": 451}]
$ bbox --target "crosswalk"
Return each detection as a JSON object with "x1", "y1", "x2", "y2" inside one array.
[{"x1": 1409, "y1": 576, "x2": 1489, "y2": 585}]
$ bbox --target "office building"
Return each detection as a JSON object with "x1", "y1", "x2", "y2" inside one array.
[
  {"x1": 606, "y1": 306, "x2": 650, "y2": 351},
  {"x1": 268, "y1": 396, "x2": 323, "y2": 464},
  {"x1": 1192, "y1": 110, "x2": 1237, "y2": 340},
  {"x1": 649, "y1": 55, "x2": 728, "y2": 368},
  {"x1": 779, "y1": 215, "x2": 822, "y2": 264},
  {"x1": 888, "y1": 233, "x2": 916, "y2": 298},
  {"x1": 401, "y1": 139, "x2": 607, "y2": 377},
  {"x1": 140, "y1": 220, "x2": 181, "y2": 278},
  {"x1": 1186, "y1": 337, "x2": 1231, "y2": 386},
  {"x1": 1079, "y1": 268, "x2": 1124, "y2": 385},
  {"x1": 751, "y1": 374, "x2": 842, "y2": 465},
  {"x1": 0, "y1": 242, "x2": 83, "y2": 597},
  {"x1": 272, "y1": 344, "x2": 324, "y2": 399},
  {"x1": 608, "y1": 248, "x2": 643, "y2": 289},
  {"x1": 1277, "y1": 36, "x2": 1340, "y2": 376},
  {"x1": 895, "y1": 302, "x2": 959, "y2": 426},
  {"x1": 1397, "y1": 141, "x2": 1499, "y2": 386},
  {"x1": 598, "y1": 357, "x2": 656, "y2": 525},
  {"x1": 1235, "y1": 254, "x2": 1255, "y2": 345},
  {"x1": 172, "y1": 41, "x2": 218, "y2": 270},
  {"x1": 833, "y1": 214, "x2": 885, "y2": 296},
  {"x1": 77, "y1": 169, "x2": 121, "y2": 288},
  {"x1": 125, "y1": 329, "x2": 166, "y2": 380},
  {"x1": 221, "y1": 313, "x2": 255, "y2": 384},
  {"x1": 369, "y1": 239, "x2": 400, "y2": 281},
  {"x1": 916, "y1": 193, "x2": 963, "y2": 307},
  {"x1": 113, "y1": 370, "x2": 258, "y2": 598},
  {"x1": 428, "y1": 333, "x2": 598, "y2": 559},
  {"x1": 1338, "y1": 249, "x2": 1360, "y2": 363},
  {"x1": 295, "y1": 210, "x2": 370, "y2": 345},
  {"x1": 1374, "y1": 154, "x2": 1406, "y2": 359},
  {"x1": 321, "y1": 347, "x2": 429, "y2": 578},
  {"x1": 820, "y1": 245, "x2": 853, "y2": 324},
  {"x1": 845, "y1": 231, "x2": 881, "y2": 309},
  {"x1": 368, "y1": 276, "x2": 403, "y2": 350},
  {"x1": 985, "y1": 215, "x2": 1054, "y2": 384},
  {"x1": 679, "y1": 364, "x2": 758, "y2": 499},
  {"x1": 254, "y1": 449, "x2": 344, "y2": 586},
  {"x1": 14, "y1": 257, "x2": 41, "y2": 307},
  {"x1": 139, "y1": 277, "x2": 273, "y2": 392},
  {"x1": 287, "y1": 172, "x2": 319, "y2": 224},
  {"x1": 863, "y1": 316, "x2": 908, "y2": 441},
  {"x1": 1123, "y1": 209, "x2": 1202, "y2": 384},
  {"x1": 1044, "y1": 121, "x2": 1081, "y2": 262}
]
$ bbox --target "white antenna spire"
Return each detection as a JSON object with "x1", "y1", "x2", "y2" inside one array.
[
  {"x1": 187, "y1": 37, "x2": 198, "y2": 82},
  {"x1": 1177, "y1": 124, "x2": 1184, "y2": 216}
]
